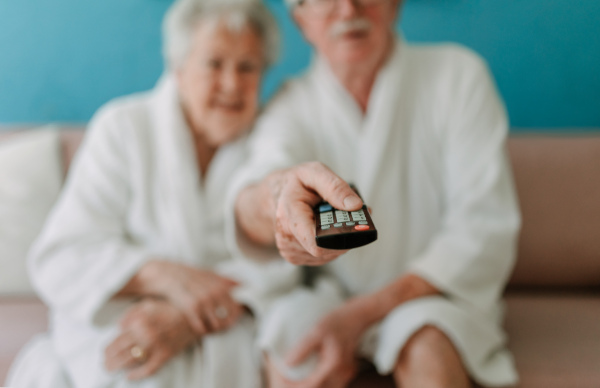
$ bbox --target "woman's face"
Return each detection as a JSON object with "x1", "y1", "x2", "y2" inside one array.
[{"x1": 177, "y1": 19, "x2": 264, "y2": 148}]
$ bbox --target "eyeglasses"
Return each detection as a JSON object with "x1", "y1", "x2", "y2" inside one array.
[{"x1": 297, "y1": 0, "x2": 389, "y2": 16}]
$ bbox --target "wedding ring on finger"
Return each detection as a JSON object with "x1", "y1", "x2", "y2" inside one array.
[
  {"x1": 130, "y1": 345, "x2": 147, "y2": 363},
  {"x1": 214, "y1": 305, "x2": 229, "y2": 320}
]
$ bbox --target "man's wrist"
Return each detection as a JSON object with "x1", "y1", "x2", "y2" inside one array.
[{"x1": 343, "y1": 274, "x2": 442, "y2": 330}]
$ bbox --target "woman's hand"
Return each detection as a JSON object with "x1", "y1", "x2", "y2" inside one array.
[
  {"x1": 117, "y1": 260, "x2": 245, "y2": 336},
  {"x1": 104, "y1": 298, "x2": 196, "y2": 380},
  {"x1": 147, "y1": 261, "x2": 245, "y2": 335}
]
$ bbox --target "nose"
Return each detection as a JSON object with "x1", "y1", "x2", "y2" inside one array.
[
  {"x1": 219, "y1": 67, "x2": 242, "y2": 95},
  {"x1": 336, "y1": 0, "x2": 359, "y2": 18}
]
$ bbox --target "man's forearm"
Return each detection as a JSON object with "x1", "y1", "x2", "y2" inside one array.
[
  {"x1": 345, "y1": 273, "x2": 441, "y2": 332},
  {"x1": 234, "y1": 172, "x2": 283, "y2": 247}
]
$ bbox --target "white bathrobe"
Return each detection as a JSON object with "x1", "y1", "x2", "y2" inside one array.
[
  {"x1": 7, "y1": 75, "x2": 295, "y2": 388},
  {"x1": 226, "y1": 38, "x2": 521, "y2": 387}
]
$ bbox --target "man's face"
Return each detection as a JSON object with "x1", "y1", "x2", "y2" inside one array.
[{"x1": 293, "y1": 0, "x2": 401, "y2": 67}]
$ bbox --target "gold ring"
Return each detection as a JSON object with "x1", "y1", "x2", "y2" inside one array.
[{"x1": 130, "y1": 345, "x2": 147, "y2": 362}]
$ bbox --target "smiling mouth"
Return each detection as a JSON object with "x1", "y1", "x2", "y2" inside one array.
[
  {"x1": 341, "y1": 30, "x2": 369, "y2": 40},
  {"x1": 213, "y1": 101, "x2": 244, "y2": 111}
]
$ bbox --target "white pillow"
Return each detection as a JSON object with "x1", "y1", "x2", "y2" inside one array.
[{"x1": 0, "y1": 128, "x2": 63, "y2": 296}]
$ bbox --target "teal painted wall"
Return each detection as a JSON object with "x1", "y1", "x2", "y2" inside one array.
[{"x1": 0, "y1": 0, "x2": 599, "y2": 128}]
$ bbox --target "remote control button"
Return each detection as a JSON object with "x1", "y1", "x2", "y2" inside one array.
[
  {"x1": 351, "y1": 210, "x2": 366, "y2": 221},
  {"x1": 346, "y1": 222, "x2": 355, "y2": 226},
  {"x1": 320, "y1": 211, "x2": 334, "y2": 226},
  {"x1": 355, "y1": 225, "x2": 370, "y2": 231},
  {"x1": 319, "y1": 204, "x2": 333, "y2": 212},
  {"x1": 358, "y1": 221, "x2": 368, "y2": 225},
  {"x1": 335, "y1": 211, "x2": 350, "y2": 222},
  {"x1": 334, "y1": 223, "x2": 343, "y2": 228},
  {"x1": 321, "y1": 225, "x2": 331, "y2": 230}
]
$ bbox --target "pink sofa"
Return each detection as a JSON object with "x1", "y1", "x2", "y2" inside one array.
[{"x1": 2, "y1": 129, "x2": 600, "y2": 387}]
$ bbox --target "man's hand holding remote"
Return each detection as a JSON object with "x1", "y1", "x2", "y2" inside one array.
[{"x1": 235, "y1": 162, "x2": 363, "y2": 266}]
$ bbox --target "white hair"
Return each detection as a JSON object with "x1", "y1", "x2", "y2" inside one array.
[{"x1": 163, "y1": 0, "x2": 280, "y2": 70}]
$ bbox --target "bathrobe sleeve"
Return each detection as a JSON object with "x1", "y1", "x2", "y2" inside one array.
[
  {"x1": 28, "y1": 105, "x2": 153, "y2": 325},
  {"x1": 408, "y1": 52, "x2": 521, "y2": 314}
]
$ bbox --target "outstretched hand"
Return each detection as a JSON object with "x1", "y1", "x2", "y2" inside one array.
[{"x1": 238, "y1": 162, "x2": 363, "y2": 266}]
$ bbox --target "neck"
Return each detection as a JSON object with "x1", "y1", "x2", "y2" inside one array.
[
  {"x1": 193, "y1": 132, "x2": 217, "y2": 179},
  {"x1": 180, "y1": 101, "x2": 218, "y2": 180},
  {"x1": 328, "y1": 34, "x2": 394, "y2": 113}
]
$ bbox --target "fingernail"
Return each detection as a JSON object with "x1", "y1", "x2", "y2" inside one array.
[{"x1": 343, "y1": 195, "x2": 362, "y2": 209}]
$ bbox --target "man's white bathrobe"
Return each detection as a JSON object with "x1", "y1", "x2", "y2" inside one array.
[
  {"x1": 7, "y1": 75, "x2": 291, "y2": 388},
  {"x1": 226, "y1": 39, "x2": 521, "y2": 387}
]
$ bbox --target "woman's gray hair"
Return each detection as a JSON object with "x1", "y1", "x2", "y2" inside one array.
[{"x1": 163, "y1": 0, "x2": 279, "y2": 70}]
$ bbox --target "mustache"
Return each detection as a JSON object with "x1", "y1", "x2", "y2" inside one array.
[{"x1": 329, "y1": 18, "x2": 372, "y2": 38}]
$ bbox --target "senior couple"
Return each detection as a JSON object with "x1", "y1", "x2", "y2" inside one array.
[{"x1": 8, "y1": 0, "x2": 520, "y2": 387}]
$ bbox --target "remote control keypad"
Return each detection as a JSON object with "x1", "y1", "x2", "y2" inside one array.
[
  {"x1": 319, "y1": 207, "x2": 372, "y2": 228},
  {"x1": 314, "y1": 185, "x2": 377, "y2": 250}
]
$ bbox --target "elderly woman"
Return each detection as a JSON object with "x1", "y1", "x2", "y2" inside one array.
[{"x1": 7, "y1": 1, "x2": 280, "y2": 387}]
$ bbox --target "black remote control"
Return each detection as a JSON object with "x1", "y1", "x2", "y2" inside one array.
[{"x1": 314, "y1": 185, "x2": 377, "y2": 250}]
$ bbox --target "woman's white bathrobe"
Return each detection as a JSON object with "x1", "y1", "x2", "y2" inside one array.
[
  {"x1": 226, "y1": 39, "x2": 521, "y2": 387},
  {"x1": 8, "y1": 75, "x2": 292, "y2": 388}
]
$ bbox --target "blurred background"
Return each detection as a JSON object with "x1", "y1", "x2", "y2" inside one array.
[{"x1": 0, "y1": 0, "x2": 599, "y2": 129}]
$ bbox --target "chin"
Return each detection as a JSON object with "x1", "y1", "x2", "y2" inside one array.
[
  {"x1": 331, "y1": 39, "x2": 378, "y2": 64},
  {"x1": 210, "y1": 122, "x2": 248, "y2": 146}
]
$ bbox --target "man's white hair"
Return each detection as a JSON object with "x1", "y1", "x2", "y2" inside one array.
[{"x1": 163, "y1": 0, "x2": 279, "y2": 70}]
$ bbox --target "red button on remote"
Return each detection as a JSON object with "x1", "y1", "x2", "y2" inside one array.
[{"x1": 355, "y1": 225, "x2": 370, "y2": 231}]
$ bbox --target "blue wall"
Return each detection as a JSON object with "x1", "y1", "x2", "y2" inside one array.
[{"x1": 0, "y1": 0, "x2": 599, "y2": 128}]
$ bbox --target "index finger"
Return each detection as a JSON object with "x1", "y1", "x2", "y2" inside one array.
[{"x1": 295, "y1": 163, "x2": 362, "y2": 211}]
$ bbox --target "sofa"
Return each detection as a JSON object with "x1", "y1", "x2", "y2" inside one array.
[{"x1": 1, "y1": 127, "x2": 599, "y2": 387}]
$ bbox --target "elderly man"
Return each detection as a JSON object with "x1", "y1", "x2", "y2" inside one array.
[{"x1": 227, "y1": 0, "x2": 521, "y2": 387}]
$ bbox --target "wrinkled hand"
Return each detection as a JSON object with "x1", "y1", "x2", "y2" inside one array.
[
  {"x1": 104, "y1": 298, "x2": 196, "y2": 380},
  {"x1": 271, "y1": 162, "x2": 363, "y2": 266},
  {"x1": 283, "y1": 307, "x2": 366, "y2": 388},
  {"x1": 151, "y1": 261, "x2": 245, "y2": 335}
]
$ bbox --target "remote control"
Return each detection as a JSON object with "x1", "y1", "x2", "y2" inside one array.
[{"x1": 314, "y1": 185, "x2": 377, "y2": 250}]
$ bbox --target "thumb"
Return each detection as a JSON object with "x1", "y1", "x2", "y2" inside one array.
[{"x1": 296, "y1": 163, "x2": 362, "y2": 211}]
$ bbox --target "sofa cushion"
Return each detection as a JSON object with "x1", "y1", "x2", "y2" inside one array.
[
  {"x1": 504, "y1": 292, "x2": 600, "y2": 388},
  {"x1": 0, "y1": 298, "x2": 48, "y2": 385},
  {"x1": 0, "y1": 129, "x2": 63, "y2": 296},
  {"x1": 508, "y1": 135, "x2": 600, "y2": 287},
  {"x1": 58, "y1": 129, "x2": 84, "y2": 173}
]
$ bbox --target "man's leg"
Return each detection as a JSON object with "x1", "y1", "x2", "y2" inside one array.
[{"x1": 393, "y1": 325, "x2": 471, "y2": 388}]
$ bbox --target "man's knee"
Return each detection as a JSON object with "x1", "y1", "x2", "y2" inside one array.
[
  {"x1": 394, "y1": 325, "x2": 471, "y2": 388},
  {"x1": 398, "y1": 325, "x2": 453, "y2": 366}
]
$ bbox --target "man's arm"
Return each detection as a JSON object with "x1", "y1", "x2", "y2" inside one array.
[{"x1": 234, "y1": 172, "x2": 282, "y2": 247}]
